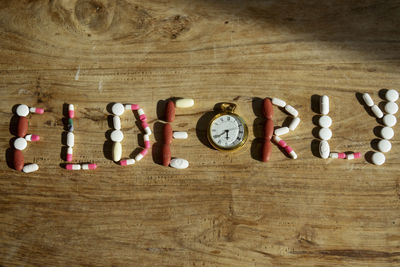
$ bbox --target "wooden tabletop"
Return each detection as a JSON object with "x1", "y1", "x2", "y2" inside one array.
[{"x1": 1, "y1": 0, "x2": 399, "y2": 266}]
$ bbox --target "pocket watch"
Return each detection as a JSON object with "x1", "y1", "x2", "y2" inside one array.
[{"x1": 207, "y1": 103, "x2": 248, "y2": 152}]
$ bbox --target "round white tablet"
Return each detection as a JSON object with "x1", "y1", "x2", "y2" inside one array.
[
  {"x1": 318, "y1": 115, "x2": 332, "y2": 128},
  {"x1": 377, "y1": 139, "x2": 391, "y2": 153},
  {"x1": 380, "y1": 127, "x2": 394, "y2": 140},
  {"x1": 382, "y1": 114, "x2": 397, "y2": 127},
  {"x1": 111, "y1": 103, "x2": 125, "y2": 116},
  {"x1": 385, "y1": 89, "x2": 399, "y2": 102},
  {"x1": 318, "y1": 127, "x2": 332, "y2": 140},
  {"x1": 14, "y1": 137, "x2": 27, "y2": 150},
  {"x1": 16, "y1": 104, "x2": 29, "y2": 117},
  {"x1": 110, "y1": 129, "x2": 124, "y2": 142},
  {"x1": 384, "y1": 102, "x2": 398, "y2": 114},
  {"x1": 371, "y1": 152, "x2": 385, "y2": 165}
]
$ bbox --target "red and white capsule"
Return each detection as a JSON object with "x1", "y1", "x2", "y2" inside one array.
[
  {"x1": 66, "y1": 147, "x2": 73, "y2": 162},
  {"x1": 25, "y1": 134, "x2": 40, "y2": 142},
  {"x1": 66, "y1": 164, "x2": 81, "y2": 170},
  {"x1": 125, "y1": 104, "x2": 139, "y2": 110},
  {"x1": 135, "y1": 149, "x2": 148, "y2": 162},
  {"x1": 284, "y1": 146, "x2": 298, "y2": 159},
  {"x1": 120, "y1": 159, "x2": 135, "y2": 166},
  {"x1": 68, "y1": 104, "x2": 75, "y2": 118},
  {"x1": 144, "y1": 134, "x2": 151, "y2": 149},
  {"x1": 29, "y1": 107, "x2": 44, "y2": 114},
  {"x1": 82, "y1": 163, "x2": 97, "y2": 170}
]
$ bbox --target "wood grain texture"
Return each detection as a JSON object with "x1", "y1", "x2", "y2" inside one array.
[{"x1": 0, "y1": 0, "x2": 400, "y2": 266}]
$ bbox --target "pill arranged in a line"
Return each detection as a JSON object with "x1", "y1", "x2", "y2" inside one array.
[
  {"x1": 263, "y1": 98, "x2": 273, "y2": 120},
  {"x1": 163, "y1": 123, "x2": 173, "y2": 144},
  {"x1": 170, "y1": 158, "x2": 189, "y2": 169},
  {"x1": 66, "y1": 147, "x2": 73, "y2": 162},
  {"x1": 112, "y1": 142, "x2": 122, "y2": 162},
  {"x1": 14, "y1": 150, "x2": 24, "y2": 171},
  {"x1": 23, "y1": 163, "x2": 39, "y2": 173},
  {"x1": 318, "y1": 115, "x2": 332, "y2": 128},
  {"x1": 82, "y1": 163, "x2": 97, "y2": 170},
  {"x1": 362, "y1": 93, "x2": 374, "y2": 107},
  {"x1": 67, "y1": 132, "x2": 74, "y2": 147},
  {"x1": 371, "y1": 152, "x2": 385, "y2": 165},
  {"x1": 68, "y1": 104, "x2": 74, "y2": 118},
  {"x1": 382, "y1": 114, "x2": 397, "y2": 127},
  {"x1": 274, "y1": 127, "x2": 289, "y2": 136},
  {"x1": 319, "y1": 140, "x2": 330, "y2": 159},
  {"x1": 346, "y1": 152, "x2": 361, "y2": 160},
  {"x1": 14, "y1": 137, "x2": 27, "y2": 151},
  {"x1": 166, "y1": 100, "x2": 175, "y2": 122},
  {"x1": 175, "y1": 98, "x2": 194, "y2": 108},
  {"x1": 125, "y1": 104, "x2": 139, "y2": 110},
  {"x1": 134, "y1": 149, "x2": 148, "y2": 162},
  {"x1": 385, "y1": 89, "x2": 399, "y2": 102},
  {"x1": 262, "y1": 140, "x2": 272, "y2": 162},
  {"x1": 284, "y1": 105, "x2": 298, "y2": 117},
  {"x1": 66, "y1": 164, "x2": 81, "y2": 170},
  {"x1": 380, "y1": 127, "x2": 394, "y2": 140},
  {"x1": 271, "y1": 98, "x2": 286, "y2": 107},
  {"x1": 173, "y1": 131, "x2": 188, "y2": 139},
  {"x1": 120, "y1": 158, "x2": 135, "y2": 166},
  {"x1": 284, "y1": 146, "x2": 297, "y2": 159},
  {"x1": 112, "y1": 103, "x2": 125, "y2": 116},
  {"x1": 318, "y1": 127, "x2": 332, "y2": 141},
  {"x1": 371, "y1": 105, "x2": 384, "y2": 118},
  {"x1": 144, "y1": 134, "x2": 151, "y2": 148},
  {"x1": 384, "y1": 102, "x2": 398, "y2": 115},
  {"x1": 29, "y1": 107, "x2": 44, "y2": 114},
  {"x1": 110, "y1": 130, "x2": 124, "y2": 142},
  {"x1": 16, "y1": 104, "x2": 30, "y2": 117},
  {"x1": 162, "y1": 144, "x2": 171, "y2": 166},
  {"x1": 289, "y1": 117, "x2": 300, "y2": 131},
  {"x1": 17, "y1": 116, "x2": 28, "y2": 137},
  {"x1": 377, "y1": 139, "x2": 391, "y2": 153},
  {"x1": 25, "y1": 134, "x2": 40, "y2": 142},
  {"x1": 264, "y1": 119, "x2": 274, "y2": 140},
  {"x1": 113, "y1": 116, "x2": 121, "y2": 130},
  {"x1": 320, "y1": 95, "x2": 329, "y2": 115}
]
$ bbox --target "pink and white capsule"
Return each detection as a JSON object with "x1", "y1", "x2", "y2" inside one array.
[
  {"x1": 273, "y1": 136, "x2": 287, "y2": 148},
  {"x1": 66, "y1": 147, "x2": 73, "y2": 162},
  {"x1": 120, "y1": 159, "x2": 135, "y2": 166},
  {"x1": 284, "y1": 146, "x2": 297, "y2": 159},
  {"x1": 125, "y1": 104, "x2": 139, "y2": 110},
  {"x1": 25, "y1": 134, "x2": 40, "y2": 141},
  {"x1": 137, "y1": 108, "x2": 147, "y2": 121},
  {"x1": 347, "y1": 152, "x2": 361, "y2": 160},
  {"x1": 141, "y1": 121, "x2": 151, "y2": 135},
  {"x1": 29, "y1": 107, "x2": 44, "y2": 114},
  {"x1": 144, "y1": 134, "x2": 151, "y2": 148},
  {"x1": 82, "y1": 163, "x2": 97, "y2": 170},
  {"x1": 66, "y1": 164, "x2": 81, "y2": 170},
  {"x1": 68, "y1": 104, "x2": 75, "y2": 118},
  {"x1": 135, "y1": 149, "x2": 148, "y2": 161}
]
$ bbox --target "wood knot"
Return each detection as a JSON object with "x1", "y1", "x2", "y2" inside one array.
[
  {"x1": 75, "y1": 0, "x2": 115, "y2": 33},
  {"x1": 160, "y1": 14, "x2": 191, "y2": 39}
]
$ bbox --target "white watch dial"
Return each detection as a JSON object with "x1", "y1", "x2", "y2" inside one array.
[{"x1": 210, "y1": 115, "x2": 245, "y2": 148}]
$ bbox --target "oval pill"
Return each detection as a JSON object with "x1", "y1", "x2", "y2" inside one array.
[
  {"x1": 284, "y1": 105, "x2": 298, "y2": 117},
  {"x1": 318, "y1": 115, "x2": 332, "y2": 128},
  {"x1": 262, "y1": 140, "x2": 272, "y2": 162},
  {"x1": 271, "y1": 98, "x2": 286, "y2": 107},
  {"x1": 319, "y1": 140, "x2": 330, "y2": 159},
  {"x1": 274, "y1": 126, "x2": 289, "y2": 136},
  {"x1": 362, "y1": 93, "x2": 374, "y2": 107},
  {"x1": 382, "y1": 114, "x2": 397, "y2": 127},
  {"x1": 112, "y1": 142, "x2": 122, "y2": 162},
  {"x1": 175, "y1": 98, "x2": 194, "y2": 108},
  {"x1": 170, "y1": 158, "x2": 189, "y2": 169},
  {"x1": 23, "y1": 163, "x2": 39, "y2": 173},
  {"x1": 264, "y1": 119, "x2": 274, "y2": 140},
  {"x1": 13, "y1": 149, "x2": 24, "y2": 171},
  {"x1": 371, "y1": 105, "x2": 383, "y2": 118},
  {"x1": 164, "y1": 123, "x2": 173, "y2": 144},
  {"x1": 320, "y1": 95, "x2": 329, "y2": 115},
  {"x1": 162, "y1": 144, "x2": 171, "y2": 166},
  {"x1": 17, "y1": 116, "x2": 28, "y2": 137},
  {"x1": 263, "y1": 98, "x2": 273, "y2": 119},
  {"x1": 377, "y1": 139, "x2": 391, "y2": 153},
  {"x1": 371, "y1": 152, "x2": 385, "y2": 165},
  {"x1": 173, "y1": 131, "x2": 188, "y2": 139},
  {"x1": 384, "y1": 101, "x2": 398, "y2": 114},
  {"x1": 318, "y1": 127, "x2": 332, "y2": 140},
  {"x1": 165, "y1": 100, "x2": 175, "y2": 122},
  {"x1": 385, "y1": 89, "x2": 399, "y2": 102},
  {"x1": 110, "y1": 130, "x2": 124, "y2": 142},
  {"x1": 380, "y1": 127, "x2": 394, "y2": 140},
  {"x1": 67, "y1": 132, "x2": 74, "y2": 147},
  {"x1": 288, "y1": 117, "x2": 300, "y2": 131},
  {"x1": 16, "y1": 104, "x2": 29, "y2": 117},
  {"x1": 66, "y1": 164, "x2": 81, "y2": 170},
  {"x1": 14, "y1": 137, "x2": 27, "y2": 150},
  {"x1": 112, "y1": 103, "x2": 125, "y2": 116},
  {"x1": 113, "y1": 116, "x2": 121, "y2": 130}
]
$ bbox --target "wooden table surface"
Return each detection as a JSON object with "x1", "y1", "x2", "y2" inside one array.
[{"x1": 1, "y1": 0, "x2": 399, "y2": 266}]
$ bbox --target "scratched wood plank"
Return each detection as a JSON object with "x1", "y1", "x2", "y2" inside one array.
[{"x1": 0, "y1": 0, "x2": 399, "y2": 266}]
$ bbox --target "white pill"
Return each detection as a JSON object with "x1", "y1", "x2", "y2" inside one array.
[
  {"x1": 137, "y1": 108, "x2": 145, "y2": 116},
  {"x1": 175, "y1": 98, "x2": 194, "y2": 108},
  {"x1": 284, "y1": 105, "x2": 298, "y2": 117},
  {"x1": 371, "y1": 152, "x2": 385, "y2": 165},
  {"x1": 318, "y1": 127, "x2": 332, "y2": 140},
  {"x1": 347, "y1": 154, "x2": 355, "y2": 160},
  {"x1": 318, "y1": 115, "x2": 332, "y2": 128},
  {"x1": 271, "y1": 98, "x2": 286, "y2": 107},
  {"x1": 362, "y1": 93, "x2": 374, "y2": 107},
  {"x1": 67, "y1": 146, "x2": 73, "y2": 155},
  {"x1": 113, "y1": 116, "x2": 121, "y2": 130},
  {"x1": 144, "y1": 127, "x2": 152, "y2": 135},
  {"x1": 320, "y1": 95, "x2": 329, "y2": 115},
  {"x1": 173, "y1": 131, "x2": 188, "y2": 139},
  {"x1": 67, "y1": 132, "x2": 74, "y2": 147},
  {"x1": 377, "y1": 139, "x2": 391, "y2": 153},
  {"x1": 135, "y1": 153, "x2": 144, "y2": 162},
  {"x1": 112, "y1": 142, "x2": 122, "y2": 162},
  {"x1": 144, "y1": 134, "x2": 150, "y2": 141},
  {"x1": 371, "y1": 105, "x2": 384, "y2": 118},
  {"x1": 110, "y1": 130, "x2": 124, "y2": 142},
  {"x1": 288, "y1": 117, "x2": 300, "y2": 131},
  {"x1": 380, "y1": 127, "x2": 394, "y2": 140},
  {"x1": 23, "y1": 163, "x2": 39, "y2": 173},
  {"x1": 170, "y1": 158, "x2": 189, "y2": 169},
  {"x1": 384, "y1": 102, "x2": 398, "y2": 114},
  {"x1": 382, "y1": 114, "x2": 397, "y2": 127},
  {"x1": 319, "y1": 140, "x2": 330, "y2": 159},
  {"x1": 329, "y1": 152, "x2": 339, "y2": 159},
  {"x1": 274, "y1": 127, "x2": 290, "y2": 136},
  {"x1": 14, "y1": 137, "x2": 27, "y2": 150},
  {"x1": 385, "y1": 89, "x2": 399, "y2": 102},
  {"x1": 111, "y1": 103, "x2": 125, "y2": 116},
  {"x1": 16, "y1": 104, "x2": 29, "y2": 117}
]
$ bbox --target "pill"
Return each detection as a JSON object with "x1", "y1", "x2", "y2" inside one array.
[
  {"x1": 274, "y1": 127, "x2": 290, "y2": 136},
  {"x1": 113, "y1": 116, "x2": 121, "y2": 130},
  {"x1": 346, "y1": 153, "x2": 361, "y2": 160},
  {"x1": 17, "y1": 116, "x2": 28, "y2": 137},
  {"x1": 284, "y1": 105, "x2": 298, "y2": 117},
  {"x1": 23, "y1": 163, "x2": 39, "y2": 173},
  {"x1": 382, "y1": 114, "x2": 397, "y2": 127},
  {"x1": 338, "y1": 152, "x2": 346, "y2": 159},
  {"x1": 16, "y1": 104, "x2": 29, "y2": 117},
  {"x1": 362, "y1": 93, "x2": 374, "y2": 107},
  {"x1": 68, "y1": 118, "x2": 74, "y2": 132},
  {"x1": 14, "y1": 149, "x2": 24, "y2": 171},
  {"x1": 163, "y1": 123, "x2": 173, "y2": 144},
  {"x1": 162, "y1": 144, "x2": 171, "y2": 166},
  {"x1": 377, "y1": 139, "x2": 391, "y2": 153},
  {"x1": 319, "y1": 140, "x2": 330, "y2": 159},
  {"x1": 289, "y1": 117, "x2": 300, "y2": 131},
  {"x1": 67, "y1": 132, "x2": 74, "y2": 147},
  {"x1": 112, "y1": 142, "x2": 122, "y2": 162},
  {"x1": 263, "y1": 98, "x2": 273, "y2": 120},
  {"x1": 29, "y1": 107, "x2": 44, "y2": 114},
  {"x1": 173, "y1": 131, "x2": 188, "y2": 139},
  {"x1": 66, "y1": 164, "x2": 81, "y2": 170},
  {"x1": 264, "y1": 119, "x2": 274, "y2": 140},
  {"x1": 284, "y1": 146, "x2": 297, "y2": 159},
  {"x1": 135, "y1": 149, "x2": 148, "y2": 162},
  {"x1": 271, "y1": 98, "x2": 286, "y2": 107},
  {"x1": 66, "y1": 147, "x2": 73, "y2": 162},
  {"x1": 144, "y1": 134, "x2": 151, "y2": 148},
  {"x1": 139, "y1": 114, "x2": 147, "y2": 121},
  {"x1": 320, "y1": 95, "x2": 329, "y2": 115},
  {"x1": 170, "y1": 158, "x2": 189, "y2": 169},
  {"x1": 318, "y1": 115, "x2": 332, "y2": 128},
  {"x1": 68, "y1": 104, "x2": 75, "y2": 118},
  {"x1": 120, "y1": 159, "x2": 135, "y2": 166},
  {"x1": 175, "y1": 98, "x2": 194, "y2": 108},
  {"x1": 329, "y1": 152, "x2": 338, "y2": 159},
  {"x1": 385, "y1": 89, "x2": 399, "y2": 102},
  {"x1": 262, "y1": 140, "x2": 272, "y2": 162},
  {"x1": 125, "y1": 104, "x2": 139, "y2": 110},
  {"x1": 347, "y1": 154, "x2": 355, "y2": 160},
  {"x1": 380, "y1": 127, "x2": 394, "y2": 140},
  {"x1": 165, "y1": 100, "x2": 175, "y2": 122},
  {"x1": 273, "y1": 136, "x2": 287, "y2": 148},
  {"x1": 25, "y1": 134, "x2": 40, "y2": 142},
  {"x1": 371, "y1": 105, "x2": 384, "y2": 118},
  {"x1": 110, "y1": 130, "x2": 124, "y2": 142},
  {"x1": 371, "y1": 152, "x2": 385, "y2": 165},
  {"x1": 138, "y1": 108, "x2": 145, "y2": 116},
  {"x1": 112, "y1": 103, "x2": 125, "y2": 116},
  {"x1": 14, "y1": 137, "x2": 27, "y2": 150},
  {"x1": 318, "y1": 127, "x2": 332, "y2": 140},
  {"x1": 144, "y1": 126, "x2": 152, "y2": 135},
  {"x1": 384, "y1": 101, "x2": 398, "y2": 114},
  {"x1": 82, "y1": 163, "x2": 97, "y2": 170}
]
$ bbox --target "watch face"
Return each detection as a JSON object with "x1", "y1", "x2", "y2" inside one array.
[{"x1": 209, "y1": 114, "x2": 247, "y2": 150}]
